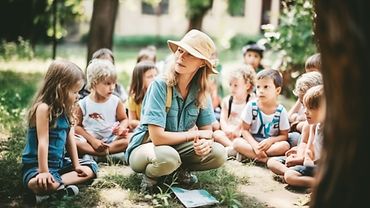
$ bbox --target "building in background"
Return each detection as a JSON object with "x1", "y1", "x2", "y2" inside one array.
[{"x1": 81, "y1": 0, "x2": 280, "y2": 41}]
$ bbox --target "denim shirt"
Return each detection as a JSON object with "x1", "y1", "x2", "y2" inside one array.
[
  {"x1": 22, "y1": 114, "x2": 70, "y2": 168},
  {"x1": 125, "y1": 74, "x2": 216, "y2": 163}
]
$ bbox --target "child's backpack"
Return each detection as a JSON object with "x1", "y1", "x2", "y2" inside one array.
[
  {"x1": 227, "y1": 94, "x2": 251, "y2": 118},
  {"x1": 251, "y1": 101, "x2": 283, "y2": 138}
]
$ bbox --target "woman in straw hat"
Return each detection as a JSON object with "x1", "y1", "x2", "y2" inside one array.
[{"x1": 124, "y1": 29, "x2": 227, "y2": 193}]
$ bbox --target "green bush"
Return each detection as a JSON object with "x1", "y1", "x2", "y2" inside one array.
[
  {"x1": 114, "y1": 35, "x2": 179, "y2": 48},
  {"x1": 0, "y1": 37, "x2": 34, "y2": 61}
]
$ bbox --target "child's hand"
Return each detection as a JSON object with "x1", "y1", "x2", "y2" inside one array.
[
  {"x1": 112, "y1": 122, "x2": 129, "y2": 137},
  {"x1": 254, "y1": 149, "x2": 268, "y2": 161},
  {"x1": 303, "y1": 155, "x2": 314, "y2": 166},
  {"x1": 91, "y1": 139, "x2": 109, "y2": 152},
  {"x1": 257, "y1": 138, "x2": 273, "y2": 151},
  {"x1": 286, "y1": 155, "x2": 303, "y2": 167},
  {"x1": 193, "y1": 137, "x2": 212, "y2": 156},
  {"x1": 75, "y1": 165, "x2": 88, "y2": 177},
  {"x1": 36, "y1": 172, "x2": 55, "y2": 191},
  {"x1": 285, "y1": 147, "x2": 298, "y2": 157}
]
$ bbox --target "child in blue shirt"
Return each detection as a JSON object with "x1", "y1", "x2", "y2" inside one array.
[{"x1": 22, "y1": 60, "x2": 98, "y2": 203}]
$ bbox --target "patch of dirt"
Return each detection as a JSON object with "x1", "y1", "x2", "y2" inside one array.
[{"x1": 225, "y1": 160, "x2": 310, "y2": 208}]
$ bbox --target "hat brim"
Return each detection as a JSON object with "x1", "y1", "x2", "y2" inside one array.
[{"x1": 167, "y1": 40, "x2": 218, "y2": 74}]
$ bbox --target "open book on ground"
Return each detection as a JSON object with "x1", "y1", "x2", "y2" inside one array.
[{"x1": 171, "y1": 187, "x2": 219, "y2": 208}]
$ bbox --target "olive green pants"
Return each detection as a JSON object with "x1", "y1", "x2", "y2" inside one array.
[{"x1": 129, "y1": 141, "x2": 226, "y2": 179}]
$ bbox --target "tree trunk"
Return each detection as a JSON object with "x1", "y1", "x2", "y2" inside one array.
[
  {"x1": 52, "y1": 0, "x2": 57, "y2": 59},
  {"x1": 187, "y1": 1, "x2": 213, "y2": 31},
  {"x1": 311, "y1": 1, "x2": 370, "y2": 207},
  {"x1": 87, "y1": 0, "x2": 118, "y2": 67}
]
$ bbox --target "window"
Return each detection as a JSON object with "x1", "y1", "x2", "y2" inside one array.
[
  {"x1": 228, "y1": 0, "x2": 245, "y2": 17},
  {"x1": 142, "y1": 0, "x2": 169, "y2": 15}
]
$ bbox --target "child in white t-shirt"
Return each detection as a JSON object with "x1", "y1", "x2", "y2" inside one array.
[
  {"x1": 233, "y1": 69, "x2": 290, "y2": 163},
  {"x1": 213, "y1": 64, "x2": 256, "y2": 156},
  {"x1": 75, "y1": 60, "x2": 130, "y2": 161}
]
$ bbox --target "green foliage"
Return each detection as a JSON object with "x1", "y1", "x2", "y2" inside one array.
[
  {"x1": 229, "y1": 34, "x2": 263, "y2": 50},
  {"x1": 264, "y1": 0, "x2": 316, "y2": 73},
  {"x1": 0, "y1": 71, "x2": 40, "y2": 201},
  {"x1": 0, "y1": 71, "x2": 41, "y2": 131},
  {"x1": 227, "y1": 0, "x2": 245, "y2": 16},
  {"x1": 114, "y1": 35, "x2": 178, "y2": 48},
  {"x1": 186, "y1": 0, "x2": 213, "y2": 18},
  {"x1": 93, "y1": 172, "x2": 142, "y2": 191},
  {"x1": 196, "y1": 168, "x2": 243, "y2": 207},
  {"x1": 0, "y1": 116, "x2": 26, "y2": 200},
  {"x1": 118, "y1": 70, "x2": 131, "y2": 89},
  {"x1": 34, "y1": 0, "x2": 84, "y2": 40},
  {"x1": 0, "y1": 37, "x2": 34, "y2": 61}
]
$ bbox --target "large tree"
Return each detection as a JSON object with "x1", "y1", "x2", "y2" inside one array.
[
  {"x1": 186, "y1": 0, "x2": 213, "y2": 31},
  {"x1": 87, "y1": 0, "x2": 118, "y2": 65},
  {"x1": 311, "y1": 0, "x2": 370, "y2": 207}
]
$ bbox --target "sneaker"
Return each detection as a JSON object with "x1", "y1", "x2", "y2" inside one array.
[
  {"x1": 176, "y1": 169, "x2": 198, "y2": 186},
  {"x1": 107, "y1": 152, "x2": 127, "y2": 164},
  {"x1": 56, "y1": 185, "x2": 79, "y2": 199},
  {"x1": 140, "y1": 175, "x2": 158, "y2": 194}
]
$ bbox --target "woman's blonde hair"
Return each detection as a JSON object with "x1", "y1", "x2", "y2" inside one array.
[
  {"x1": 86, "y1": 59, "x2": 117, "y2": 90},
  {"x1": 27, "y1": 60, "x2": 84, "y2": 126},
  {"x1": 228, "y1": 64, "x2": 256, "y2": 93},
  {"x1": 164, "y1": 55, "x2": 210, "y2": 108}
]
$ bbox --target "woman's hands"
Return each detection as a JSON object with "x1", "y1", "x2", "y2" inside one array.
[
  {"x1": 191, "y1": 129, "x2": 213, "y2": 156},
  {"x1": 194, "y1": 137, "x2": 213, "y2": 156}
]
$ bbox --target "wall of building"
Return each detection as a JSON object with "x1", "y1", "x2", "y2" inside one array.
[{"x1": 82, "y1": 0, "x2": 280, "y2": 39}]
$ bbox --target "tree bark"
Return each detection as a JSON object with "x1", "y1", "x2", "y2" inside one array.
[
  {"x1": 187, "y1": 1, "x2": 213, "y2": 31},
  {"x1": 311, "y1": 1, "x2": 370, "y2": 207},
  {"x1": 87, "y1": 0, "x2": 118, "y2": 66}
]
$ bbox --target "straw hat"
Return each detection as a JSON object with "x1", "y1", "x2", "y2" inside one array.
[{"x1": 167, "y1": 29, "x2": 218, "y2": 74}]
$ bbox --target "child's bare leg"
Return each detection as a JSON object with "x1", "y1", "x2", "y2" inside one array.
[
  {"x1": 267, "y1": 157, "x2": 289, "y2": 175},
  {"x1": 27, "y1": 178, "x2": 60, "y2": 194},
  {"x1": 233, "y1": 138, "x2": 257, "y2": 159},
  {"x1": 284, "y1": 169, "x2": 315, "y2": 187},
  {"x1": 266, "y1": 141, "x2": 290, "y2": 156},
  {"x1": 213, "y1": 130, "x2": 233, "y2": 147},
  {"x1": 61, "y1": 166, "x2": 95, "y2": 185},
  {"x1": 107, "y1": 139, "x2": 129, "y2": 154},
  {"x1": 76, "y1": 141, "x2": 107, "y2": 156}
]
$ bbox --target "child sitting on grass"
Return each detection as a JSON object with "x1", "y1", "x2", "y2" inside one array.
[
  {"x1": 213, "y1": 64, "x2": 256, "y2": 157},
  {"x1": 75, "y1": 59, "x2": 130, "y2": 163},
  {"x1": 233, "y1": 69, "x2": 290, "y2": 163},
  {"x1": 22, "y1": 60, "x2": 98, "y2": 204}
]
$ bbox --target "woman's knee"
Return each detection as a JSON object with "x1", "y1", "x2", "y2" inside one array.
[
  {"x1": 209, "y1": 142, "x2": 227, "y2": 168},
  {"x1": 153, "y1": 146, "x2": 182, "y2": 173}
]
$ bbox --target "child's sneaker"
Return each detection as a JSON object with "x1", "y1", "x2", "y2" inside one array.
[
  {"x1": 177, "y1": 169, "x2": 198, "y2": 186},
  {"x1": 56, "y1": 185, "x2": 79, "y2": 199},
  {"x1": 140, "y1": 175, "x2": 158, "y2": 194}
]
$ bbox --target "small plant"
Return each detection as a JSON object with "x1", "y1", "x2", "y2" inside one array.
[{"x1": 0, "y1": 37, "x2": 34, "y2": 61}]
